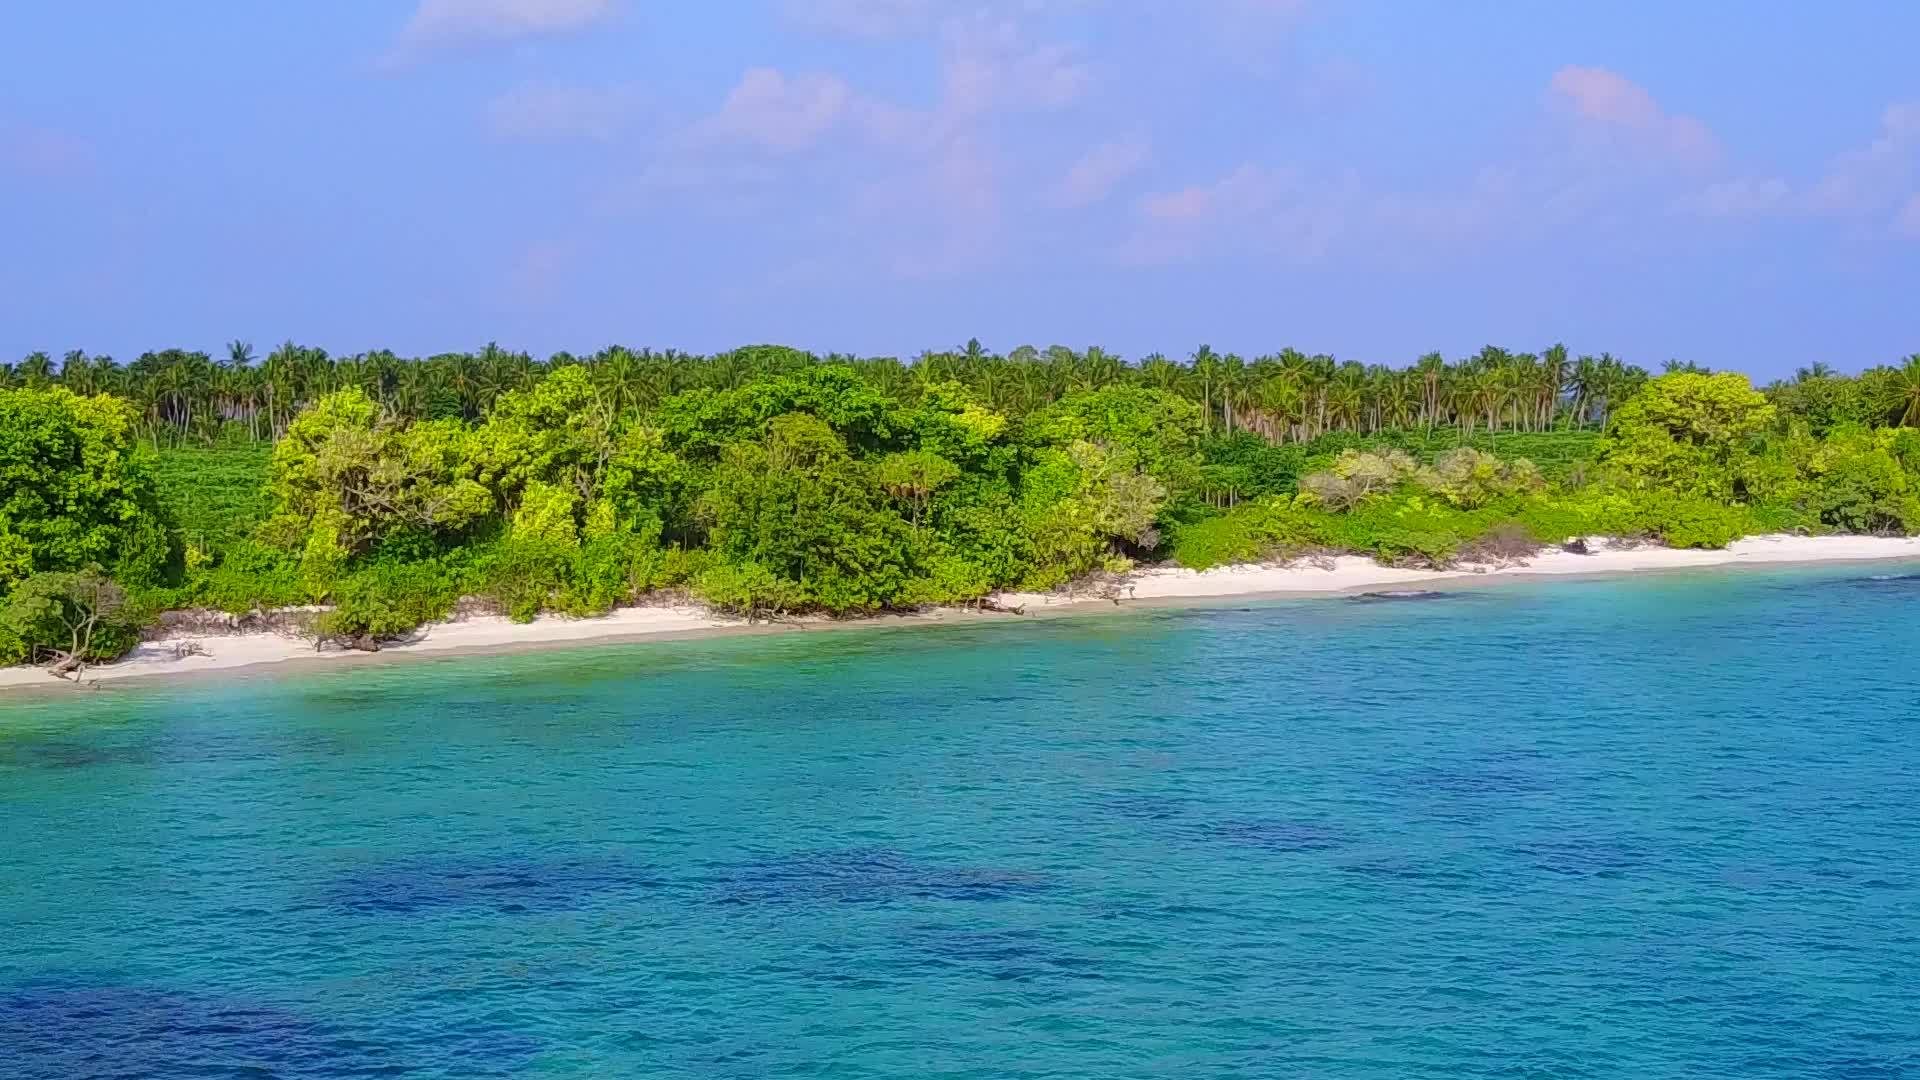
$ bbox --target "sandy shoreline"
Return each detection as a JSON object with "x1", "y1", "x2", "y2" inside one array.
[{"x1": 4, "y1": 533, "x2": 1917, "y2": 693}]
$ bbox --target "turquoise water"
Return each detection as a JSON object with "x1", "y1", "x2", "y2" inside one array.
[{"x1": 3, "y1": 566, "x2": 1919, "y2": 1078}]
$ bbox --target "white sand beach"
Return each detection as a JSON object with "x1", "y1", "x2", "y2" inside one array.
[
  {"x1": 997, "y1": 533, "x2": 1920, "y2": 607},
  {"x1": 4, "y1": 534, "x2": 1918, "y2": 691}
]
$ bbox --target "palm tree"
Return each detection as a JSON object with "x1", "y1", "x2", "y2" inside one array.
[
  {"x1": 19, "y1": 351, "x2": 55, "y2": 388},
  {"x1": 1190, "y1": 345, "x2": 1223, "y2": 433},
  {"x1": 1891, "y1": 355, "x2": 1920, "y2": 427}
]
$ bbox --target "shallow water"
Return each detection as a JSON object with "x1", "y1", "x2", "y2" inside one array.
[{"x1": 4, "y1": 564, "x2": 1919, "y2": 1077}]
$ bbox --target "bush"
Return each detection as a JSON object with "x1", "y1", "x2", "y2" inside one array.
[
  {"x1": 1297, "y1": 450, "x2": 1421, "y2": 510},
  {"x1": 0, "y1": 570, "x2": 145, "y2": 669},
  {"x1": 1458, "y1": 522, "x2": 1543, "y2": 564},
  {"x1": 1428, "y1": 449, "x2": 1544, "y2": 509},
  {"x1": 694, "y1": 561, "x2": 803, "y2": 618},
  {"x1": 473, "y1": 538, "x2": 573, "y2": 623},
  {"x1": 312, "y1": 561, "x2": 458, "y2": 645},
  {"x1": 1630, "y1": 493, "x2": 1753, "y2": 549},
  {"x1": 1169, "y1": 514, "x2": 1269, "y2": 571},
  {"x1": 1800, "y1": 432, "x2": 1920, "y2": 535}
]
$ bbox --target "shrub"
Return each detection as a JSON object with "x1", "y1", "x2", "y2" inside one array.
[
  {"x1": 1169, "y1": 514, "x2": 1269, "y2": 571},
  {"x1": 1800, "y1": 432, "x2": 1920, "y2": 535},
  {"x1": 1458, "y1": 522, "x2": 1544, "y2": 564},
  {"x1": 694, "y1": 561, "x2": 803, "y2": 618},
  {"x1": 1428, "y1": 449, "x2": 1545, "y2": 509},
  {"x1": 1297, "y1": 450, "x2": 1421, "y2": 510},
  {"x1": 0, "y1": 569, "x2": 145, "y2": 670},
  {"x1": 173, "y1": 539, "x2": 304, "y2": 615},
  {"x1": 312, "y1": 561, "x2": 458, "y2": 646},
  {"x1": 1634, "y1": 494, "x2": 1753, "y2": 549}
]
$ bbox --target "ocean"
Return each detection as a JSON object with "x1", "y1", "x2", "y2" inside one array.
[{"x1": 3, "y1": 564, "x2": 1918, "y2": 1077}]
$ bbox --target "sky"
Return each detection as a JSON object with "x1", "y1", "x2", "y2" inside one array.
[{"x1": 3, "y1": 1, "x2": 1918, "y2": 379}]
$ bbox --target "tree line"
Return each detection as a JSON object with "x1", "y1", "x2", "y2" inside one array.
[
  {"x1": 4, "y1": 347, "x2": 1920, "y2": 676},
  {"x1": 5, "y1": 341, "x2": 1674, "y2": 446}
]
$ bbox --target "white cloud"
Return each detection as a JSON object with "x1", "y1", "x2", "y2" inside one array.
[
  {"x1": 1680, "y1": 102, "x2": 1920, "y2": 237},
  {"x1": 397, "y1": 0, "x2": 619, "y2": 49},
  {"x1": 487, "y1": 83, "x2": 645, "y2": 141},
  {"x1": 940, "y1": 14, "x2": 1089, "y2": 116},
  {"x1": 1806, "y1": 103, "x2": 1920, "y2": 215},
  {"x1": 701, "y1": 69, "x2": 860, "y2": 153},
  {"x1": 1123, "y1": 165, "x2": 1352, "y2": 265},
  {"x1": 649, "y1": 9, "x2": 1089, "y2": 276},
  {"x1": 1548, "y1": 65, "x2": 1720, "y2": 168},
  {"x1": 1051, "y1": 135, "x2": 1151, "y2": 207}
]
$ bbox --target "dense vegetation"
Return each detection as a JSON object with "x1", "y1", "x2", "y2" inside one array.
[{"x1": 4, "y1": 341, "x2": 1920, "y2": 669}]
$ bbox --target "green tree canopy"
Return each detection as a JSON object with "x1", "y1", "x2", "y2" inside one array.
[
  {"x1": 1599, "y1": 372, "x2": 1777, "y2": 499},
  {"x1": 262, "y1": 388, "x2": 494, "y2": 589},
  {"x1": 1025, "y1": 386, "x2": 1205, "y2": 497},
  {"x1": 0, "y1": 386, "x2": 172, "y2": 593}
]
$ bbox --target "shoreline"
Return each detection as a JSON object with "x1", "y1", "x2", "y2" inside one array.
[{"x1": 4, "y1": 533, "x2": 1918, "y2": 694}]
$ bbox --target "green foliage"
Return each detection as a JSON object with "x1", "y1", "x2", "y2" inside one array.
[
  {"x1": 1297, "y1": 449, "x2": 1423, "y2": 510},
  {"x1": 696, "y1": 415, "x2": 913, "y2": 612},
  {"x1": 1797, "y1": 428, "x2": 1920, "y2": 534},
  {"x1": 1016, "y1": 440, "x2": 1169, "y2": 588},
  {"x1": 872, "y1": 450, "x2": 962, "y2": 528},
  {"x1": 312, "y1": 560, "x2": 458, "y2": 644},
  {"x1": 694, "y1": 560, "x2": 803, "y2": 617},
  {"x1": 1294, "y1": 429, "x2": 1602, "y2": 484},
  {"x1": 1599, "y1": 372, "x2": 1777, "y2": 499},
  {"x1": 1427, "y1": 448, "x2": 1544, "y2": 509},
  {"x1": 158, "y1": 539, "x2": 304, "y2": 615},
  {"x1": 0, "y1": 387, "x2": 174, "y2": 593},
  {"x1": 1625, "y1": 494, "x2": 1755, "y2": 550},
  {"x1": 1168, "y1": 512, "x2": 1272, "y2": 571},
  {"x1": 1026, "y1": 385, "x2": 1204, "y2": 496},
  {"x1": 660, "y1": 366, "x2": 898, "y2": 461},
  {"x1": 11, "y1": 342, "x2": 1920, "y2": 664},
  {"x1": 151, "y1": 444, "x2": 273, "y2": 552},
  {"x1": 0, "y1": 569, "x2": 144, "y2": 667},
  {"x1": 263, "y1": 388, "x2": 494, "y2": 562}
]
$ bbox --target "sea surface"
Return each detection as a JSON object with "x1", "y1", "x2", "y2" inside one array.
[{"x1": 3, "y1": 565, "x2": 1919, "y2": 1078}]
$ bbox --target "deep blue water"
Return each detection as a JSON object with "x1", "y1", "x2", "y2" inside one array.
[{"x1": 3, "y1": 565, "x2": 1919, "y2": 1078}]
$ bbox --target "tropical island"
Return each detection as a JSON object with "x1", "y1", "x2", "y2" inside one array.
[{"x1": 4, "y1": 342, "x2": 1920, "y2": 685}]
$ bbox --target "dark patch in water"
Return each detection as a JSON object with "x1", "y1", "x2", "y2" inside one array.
[
  {"x1": 1100, "y1": 793, "x2": 1188, "y2": 822},
  {"x1": 1349, "y1": 590, "x2": 1459, "y2": 604},
  {"x1": 1507, "y1": 837, "x2": 1643, "y2": 879},
  {"x1": 710, "y1": 848, "x2": 1052, "y2": 906},
  {"x1": 1194, "y1": 819, "x2": 1344, "y2": 853},
  {"x1": 1778, "y1": 572, "x2": 1920, "y2": 595},
  {"x1": 896, "y1": 925, "x2": 1099, "y2": 982},
  {"x1": 0, "y1": 979, "x2": 537, "y2": 1079},
  {"x1": 1337, "y1": 857, "x2": 1473, "y2": 889},
  {"x1": 1402, "y1": 763, "x2": 1548, "y2": 797},
  {"x1": 327, "y1": 853, "x2": 661, "y2": 915},
  {"x1": 0, "y1": 739, "x2": 160, "y2": 771}
]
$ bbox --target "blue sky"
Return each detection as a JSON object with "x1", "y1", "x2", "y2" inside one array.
[{"x1": 3, "y1": 1, "x2": 1917, "y2": 378}]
